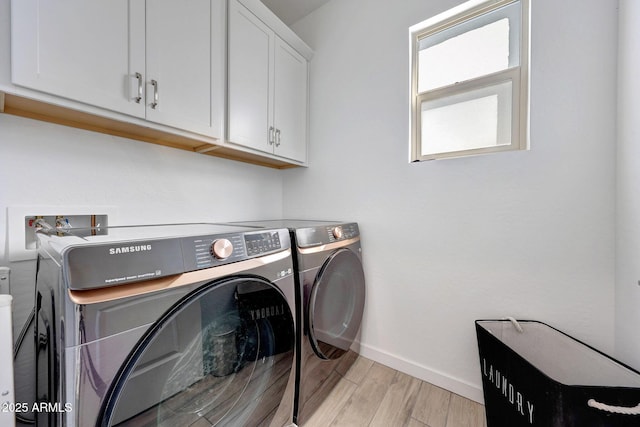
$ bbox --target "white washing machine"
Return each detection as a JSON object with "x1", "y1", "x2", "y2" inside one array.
[
  {"x1": 34, "y1": 223, "x2": 297, "y2": 427},
  {"x1": 233, "y1": 220, "x2": 366, "y2": 425}
]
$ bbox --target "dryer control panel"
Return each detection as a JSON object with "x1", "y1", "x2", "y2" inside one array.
[
  {"x1": 326, "y1": 223, "x2": 359, "y2": 243},
  {"x1": 296, "y1": 223, "x2": 360, "y2": 248}
]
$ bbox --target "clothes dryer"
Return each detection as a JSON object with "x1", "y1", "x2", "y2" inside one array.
[
  {"x1": 233, "y1": 220, "x2": 366, "y2": 425},
  {"x1": 34, "y1": 223, "x2": 297, "y2": 427}
]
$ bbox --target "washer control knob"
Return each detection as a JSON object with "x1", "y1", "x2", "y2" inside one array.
[
  {"x1": 332, "y1": 226, "x2": 344, "y2": 240},
  {"x1": 211, "y1": 239, "x2": 233, "y2": 259}
]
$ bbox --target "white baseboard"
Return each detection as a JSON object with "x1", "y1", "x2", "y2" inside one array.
[{"x1": 356, "y1": 342, "x2": 485, "y2": 404}]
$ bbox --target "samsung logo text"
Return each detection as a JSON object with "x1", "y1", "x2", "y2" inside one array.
[{"x1": 109, "y1": 245, "x2": 152, "y2": 255}]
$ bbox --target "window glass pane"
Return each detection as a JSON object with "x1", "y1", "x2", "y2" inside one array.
[
  {"x1": 419, "y1": 19, "x2": 509, "y2": 92},
  {"x1": 420, "y1": 80, "x2": 512, "y2": 155},
  {"x1": 417, "y1": 1, "x2": 520, "y2": 93}
]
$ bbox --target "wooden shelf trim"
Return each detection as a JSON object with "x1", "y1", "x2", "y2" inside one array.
[{"x1": 0, "y1": 92, "x2": 299, "y2": 170}]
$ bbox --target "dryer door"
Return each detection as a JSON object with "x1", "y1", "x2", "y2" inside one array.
[
  {"x1": 308, "y1": 248, "x2": 366, "y2": 360},
  {"x1": 99, "y1": 276, "x2": 294, "y2": 427}
]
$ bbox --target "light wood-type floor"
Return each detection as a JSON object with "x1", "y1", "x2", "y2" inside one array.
[{"x1": 301, "y1": 353, "x2": 487, "y2": 427}]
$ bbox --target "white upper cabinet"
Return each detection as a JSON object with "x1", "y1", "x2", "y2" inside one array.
[
  {"x1": 145, "y1": 0, "x2": 223, "y2": 137},
  {"x1": 228, "y1": 0, "x2": 311, "y2": 164},
  {"x1": 11, "y1": 0, "x2": 225, "y2": 139},
  {"x1": 11, "y1": 0, "x2": 146, "y2": 118},
  {"x1": 8, "y1": 0, "x2": 310, "y2": 168},
  {"x1": 273, "y1": 38, "x2": 308, "y2": 163},
  {"x1": 228, "y1": 2, "x2": 273, "y2": 154}
]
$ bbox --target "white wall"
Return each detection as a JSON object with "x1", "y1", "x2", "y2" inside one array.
[
  {"x1": 0, "y1": 114, "x2": 284, "y2": 308},
  {"x1": 616, "y1": 0, "x2": 640, "y2": 369},
  {"x1": 286, "y1": 0, "x2": 619, "y2": 401}
]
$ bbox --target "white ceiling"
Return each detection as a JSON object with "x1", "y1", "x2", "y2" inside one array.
[{"x1": 260, "y1": 0, "x2": 331, "y2": 25}]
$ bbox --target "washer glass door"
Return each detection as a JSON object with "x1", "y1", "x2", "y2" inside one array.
[
  {"x1": 100, "y1": 276, "x2": 294, "y2": 426},
  {"x1": 308, "y1": 248, "x2": 366, "y2": 360}
]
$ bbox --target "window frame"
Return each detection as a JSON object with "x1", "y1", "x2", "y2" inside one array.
[{"x1": 410, "y1": 0, "x2": 530, "y2": 162}]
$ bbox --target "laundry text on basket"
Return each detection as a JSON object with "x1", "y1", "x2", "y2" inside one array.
[{"x1": 482, "y1": 358, "x2": 534, "y2": 424}]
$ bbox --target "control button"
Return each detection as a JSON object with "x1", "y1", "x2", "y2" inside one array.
[
  {"x1": 211, "y1": 239, "x2": 233, "y2": 259},
  {"x1": 332, "y1": 226, "x2": 344, "y2": 240}
]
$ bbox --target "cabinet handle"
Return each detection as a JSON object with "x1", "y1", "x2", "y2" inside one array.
[
  {"x1": 268, "y1": 126, "x2": 275, "y2": 145},
  {"x1": 134, "y1": 72, "x2": 143, "y2": 103},
  {"x1": 275, "y1": 128, "x2": 281, "y2": 147},
  {"x1": 151, "y1": 79, "x2": 159, "y2": 109}
]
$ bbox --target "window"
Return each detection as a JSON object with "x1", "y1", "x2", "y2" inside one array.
[{"x1": 410, "y1": 0, "x2": 529, "y2": 161}]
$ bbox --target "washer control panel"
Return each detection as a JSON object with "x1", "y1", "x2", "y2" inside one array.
[
  {"x1": 210, "y1": 238, "x2": 234, "y2": 259},
  {"x1": 55, "y1": 224, "x2": 291, "y2": 290},
  {"x1": 185, "y1": 230, "x2": 285, "y2": 271},
  {"x1": 190, "y1": 233, "x2": 246, "y2": 270},
  {"x1": 245, "y1": 230, "x2": 282, "y2": 256}
]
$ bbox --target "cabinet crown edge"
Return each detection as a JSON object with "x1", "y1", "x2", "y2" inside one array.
[{"x1": 236, "y1": 0, "x2": 314, "y2": 60}]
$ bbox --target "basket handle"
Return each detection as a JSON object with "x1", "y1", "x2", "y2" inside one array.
[
  {"x1": 502, "y1": 316, "x2": 524, "y2": 333},
  {"x1": 588, "y1": 399, "x2": 640, "y2": 415}
]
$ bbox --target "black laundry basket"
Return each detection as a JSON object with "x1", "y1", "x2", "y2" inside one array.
[{"x1": 475, "y1": 319, "x2": 640, "y2": 427}]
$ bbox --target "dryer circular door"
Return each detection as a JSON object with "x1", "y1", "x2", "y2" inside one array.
[
  {"x1": 308, "y1": 248, "x2": 366, "y2": 360},
  {"x1": 99, "y1": 276, "x2": 294, "y2": 427}
]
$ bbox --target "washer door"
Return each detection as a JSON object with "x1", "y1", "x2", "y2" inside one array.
[
  {"x1": 308, "y1": 248, "x2": 366, "y2": 360},
  {"x1": 100, "y1": 276, "x2": 294, "y2": 426}
]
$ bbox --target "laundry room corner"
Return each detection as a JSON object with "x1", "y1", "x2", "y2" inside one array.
[
  {"x1": 2, "y1": 0, "x2": 638, "y2": 423},
  {"x1": 283, "y1": 0, "x2": 618, "y2": 403}
]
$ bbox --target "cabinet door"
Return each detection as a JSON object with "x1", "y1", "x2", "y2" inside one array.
[
  {"x1": 146, "y1": 0, "x2": 223, "y2": 138},
  {"x1": 228, "y1": 0, "x2": 274, "y2": 154},
  {"x1": 11, "y1": 0, "x2": 146, "y2": 118},
  {"x1": 273, "y1": 38, "x2": 308, "y2": 163}
]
